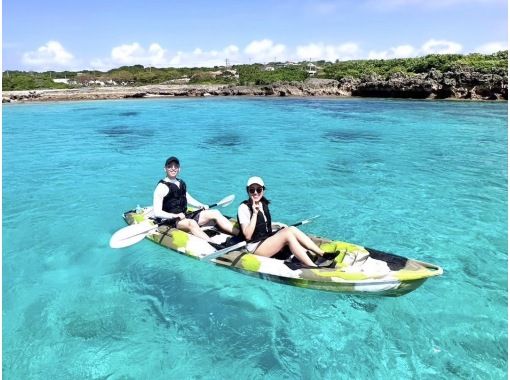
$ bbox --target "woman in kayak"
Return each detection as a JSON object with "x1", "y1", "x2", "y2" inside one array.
[
  {"x1": 237, "y1": 176, "x2": 333, "y2": 267},
  {"x1": 153, "y1": 156, "x2": 237, "y2": 243}
]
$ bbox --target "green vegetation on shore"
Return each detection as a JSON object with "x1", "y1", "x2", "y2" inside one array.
[
  {"x1": 323, "y1": 50, "x2": 508, "y2": 80},
  {"x1": 3, "y1": 51, "x2": 507, "y2": 91}
]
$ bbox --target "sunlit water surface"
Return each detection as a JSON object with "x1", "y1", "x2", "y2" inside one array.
[{"x1": 3, "y1": 98, "x2": 507, "y2": 379}]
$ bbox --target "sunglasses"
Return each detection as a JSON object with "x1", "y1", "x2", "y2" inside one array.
[{"x1": 248, "y1": 186, "x2": 264, "y2": 195}]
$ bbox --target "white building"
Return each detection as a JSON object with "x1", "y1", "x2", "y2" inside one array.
[{"x1": 53, "y1": 78, "x2": 70, "y2": 84}]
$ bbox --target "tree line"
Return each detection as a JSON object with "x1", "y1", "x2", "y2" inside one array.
[{"x1": 3, "y1": 51, "x2": 507, "y2": 91}]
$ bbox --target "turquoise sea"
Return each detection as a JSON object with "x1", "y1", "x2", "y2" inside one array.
[{"x1": 3, "y1": 97, "x2": 507, "y2": 379}]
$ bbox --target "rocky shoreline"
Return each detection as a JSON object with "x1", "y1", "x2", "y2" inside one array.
[{"x1": 3, "y1": 69, "x2": 507, "y2": 103}]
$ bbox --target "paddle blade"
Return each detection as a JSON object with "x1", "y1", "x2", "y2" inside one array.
[
  {"x1": 109, "y1": 222, "x2": 156, "y2": 249},
  {"x1": 216, "y1": 194, "x2": 235, "y2": 208}
]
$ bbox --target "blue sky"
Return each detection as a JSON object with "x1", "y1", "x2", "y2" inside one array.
[{"x1": 3, "y1": 0, "x2": 508, "y2": 71}]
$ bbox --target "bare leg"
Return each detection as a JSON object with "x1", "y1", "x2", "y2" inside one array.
[
  {"x1": 287, "y1": 226, "x2": 324, "y2": 255},
  {"x1": 198, "y1": 209, "x2": 238, "y2": 235},
  {"x1": 177, "y1": 219, "x2": 211, "y2": 241},
  {"x1": 254, "y1": 229, "x2": 316, "y2": 266}
]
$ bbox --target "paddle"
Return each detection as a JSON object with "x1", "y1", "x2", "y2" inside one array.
[
  {"x1": 109, "y1": 194, "x2": 236, "y2": 249},
  {"x1": 200, "y1": 215, "x2": 320, "y2": 262}
]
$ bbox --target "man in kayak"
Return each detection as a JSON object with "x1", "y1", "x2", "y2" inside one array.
[
  {"x1": 237, "y1": 176, "x2": 336, "y2": 267},
  {"x1": 153, "y1": 156, "x2": 237, "y2": 243}
]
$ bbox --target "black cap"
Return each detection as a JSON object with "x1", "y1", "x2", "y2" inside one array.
[{"x1": 165, "y1": 156, "x2": 180, "y2": 166}]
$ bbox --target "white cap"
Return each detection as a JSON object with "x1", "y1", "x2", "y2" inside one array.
[{"x1": 247, "y1": 176, "x2": 265, "y2": 187}]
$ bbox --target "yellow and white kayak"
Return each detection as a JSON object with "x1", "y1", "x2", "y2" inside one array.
[{"x1": 120, "y1": 206, "x2": 443, "y2": 297}]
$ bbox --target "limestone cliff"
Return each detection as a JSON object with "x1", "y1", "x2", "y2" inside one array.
[{"x1": 3, "y1": 69, "x2": 507, "y2": 102}]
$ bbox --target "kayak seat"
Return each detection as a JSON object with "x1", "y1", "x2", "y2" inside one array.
[
  {"x1": 306, "y1": 250, "x2": 341, "y2": 263},
  {"x1": 323, "y1": 251, "x2": 342, "y2": 260},
  {"x1": 203, "y1": 228, "x2": 221, "y2": 237},
  {"x1": 284, "y1": 258, "x2": 336, "y2": 270},
  {"x1": 209, "y1": 236, "x2": 243, "y2": 251},
  {"x1": 273, "y1": 246, "x2": 293, "y2": 260},
  {"x1": 365, "y1": 248, "x2": 406, "y2": 271}
]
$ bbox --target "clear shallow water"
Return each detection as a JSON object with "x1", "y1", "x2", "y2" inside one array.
[{"x1": 3, "y1": 97, "x2": 507, "y2": 379}]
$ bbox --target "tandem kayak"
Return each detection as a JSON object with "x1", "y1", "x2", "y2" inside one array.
[{"x1": 117, "y1": 206, "x2": 443, "y2": 297}]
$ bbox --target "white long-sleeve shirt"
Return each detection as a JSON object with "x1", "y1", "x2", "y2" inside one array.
[{"x1": 153, "y1": 178, "x2": 206, "y2": 219}]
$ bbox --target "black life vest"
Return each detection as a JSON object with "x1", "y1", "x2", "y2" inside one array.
[
  {"x1": 159, "y1": 179, "x2": 187, "y2": 214},
  {"x1": 237, "y1": 198, "x2": 272, "y2": 242}
]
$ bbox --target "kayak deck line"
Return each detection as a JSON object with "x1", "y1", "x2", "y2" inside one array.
[{"x1": 120, "y1": 206, "x2": 443, "y2": 297}]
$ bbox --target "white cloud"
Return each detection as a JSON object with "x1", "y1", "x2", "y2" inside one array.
[
  {"x1": 110, "y1": 42, "x2": 168, "y2": 66},
  {"x1": 89, "y1": 58, "x2": 112, "y2": 71},
  {"x1": 224, "y1": 44, "x2": 240, "y2": 56},
  {"x1": 22, "y1": 41, "x2": 75, "y2": 69},
  {"x1": 421, "y1": 39, "x2": 463, "y2": 54},
  {"x1": 367, "y1": 50, "x2": 388, "y2": 60},
  {"x1": 244, "y1": 39, "x2": 286, "y2": 62},
  {"x1": 296, "y1": 42, "x2": 361, "y2": 61},
  {"x1": 147, "y1": 44, "x2": 167, "y2": 65},
  {"x1": 368, "y1": 44, "x2": 417, "y2": 59},
  {"x1": 475, "y1": 41, "x2": 508, "y2": 54},
  {"x1": 368, "y1": 40, "x2": 463, "y2": 59},
  {"x1": 168, "y1": 44, "x2": 241, "y2": 67},
  {"x1": 76, "y1": 37, "x2": 510, "y2": 72},
  {"x1": 393, "y1": 45, "x2": 417, "y2": 57},
  {"x1": 88, "y1": 42, "x2": 241, "y2": 69}
]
